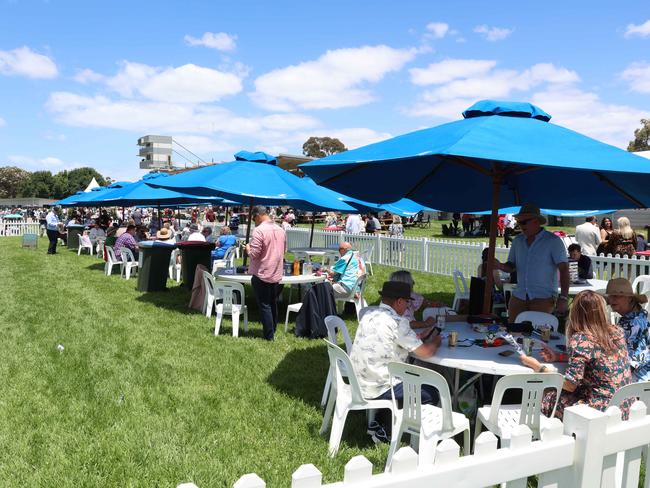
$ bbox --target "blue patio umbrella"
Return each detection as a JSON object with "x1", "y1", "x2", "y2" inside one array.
[
  {"x1": 471, "y1": 207, "x2": 614, "y2": 217},
  {"x1": 54, "y1": 191, "x2": 85, "y2": 207},
  {"x1": 301, "y1": 100, "x2": 650, "y2": 312}
]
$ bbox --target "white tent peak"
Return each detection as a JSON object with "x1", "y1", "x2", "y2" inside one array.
[{"x1": 84, "y1": 177, "x2": 100, "y2": 192}]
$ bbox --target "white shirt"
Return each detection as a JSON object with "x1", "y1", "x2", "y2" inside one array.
[
  {"x1": 350, "y1": 303, "x2": 423, "y2": 398},
  {"x1": 505, "y1": 213, "x2": 516, "y2": 229},
  {"x1": 345, "y1": 214, "x2": 363, "y2": 234},
  {"x1": 575, "y1": 221, "x2": 601, "y2": 256},
  {"x1": 188, "y1": 232, "x2": 206, "y2": 242}
]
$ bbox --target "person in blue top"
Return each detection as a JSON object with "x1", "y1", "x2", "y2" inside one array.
[
  {"x1": 606, "y1": 278, "x2": 650, "y2": 381},
  {"x1": 494, "y1": 203, "x2": 569, "y2": 320},
  {"x1": 45, "y1": 206, "x2": 60, "y2": 254},
  {"x1": 212, "y1": 226, "x2": 237, "y2": 262},
  {"x1": 327, "y1": 241, "x2": 361, "y2": 298}
]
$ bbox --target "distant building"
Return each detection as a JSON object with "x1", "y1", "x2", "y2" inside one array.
[
  {"x1": 276, "y1": 153, "x2": 314, "y2": 176},
  {"x1": 138, "y1": 135, "x2": 173, "y2": 170}
]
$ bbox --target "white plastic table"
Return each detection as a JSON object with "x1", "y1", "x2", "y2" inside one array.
[
  {"x1": 503, "y1": 278, "x2": 609, "y2": 298},
  {"x1": 214, "y1": 273, "x2": 327, "y2": 286},
  {"x1": 287, "y1": 247, "x2": 338, "y2": 258},
  {"x1": 417, "y1": 321, "x2": 566, "y2": 406}
]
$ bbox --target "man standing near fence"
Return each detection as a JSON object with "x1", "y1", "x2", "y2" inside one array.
[
  {"x1": 45, "y1": 206, "x2": 60, "y2": 255},
  {"x1": 494, "y1": 204, "x2": 569, "y2": 319},
  {"x1": 246, "y1": 205, "x2": 286, "y2": 341},
  {"x1": 575, "y1": 216, "x2": 601, "y2": 256}
]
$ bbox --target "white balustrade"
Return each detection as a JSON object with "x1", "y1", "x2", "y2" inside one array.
[{"x1": 0, "y1": 219, "x2": 41, "y2": 237}]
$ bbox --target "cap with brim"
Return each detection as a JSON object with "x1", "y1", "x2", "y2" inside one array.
[
  {"x1": 513, "y1": 203, "x2": 546, "y2": 225},
  {"x1": 156, "y1": 228, "x2": 172, "y2": 240},
  {"x1": 378, "y1": 281, "x2": 412, "y2": 300},
  {"x1": 605, "y1": 278, "x2": 648, "y2": 304}
]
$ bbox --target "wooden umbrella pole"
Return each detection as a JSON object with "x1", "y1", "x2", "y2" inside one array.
[
  {"x1": 309, "y1": 213, "x2": 315, "y2": 248},
  {"x1": 157, "y1": 202, "x2": 161, "y2": 230},
  {"x1": 482, "y1": 172, "x2": 501, "y2": 315},
  {"x1": 242, "y1": 197, "x2": 254, "y2": 267}
]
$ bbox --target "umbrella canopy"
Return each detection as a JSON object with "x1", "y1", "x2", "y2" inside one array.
[
  {"x1": 234, "y1": 150, "x2": 277, "y2": 164},
  {"x1": 149, "y1": 156, "x2": 355, "y2": 212},
  {"x1": 55, "y1": 191, "x2": 85, "y2": 207},
  {"x1": 67, "y1": 182, "x2": 132, "y2": 207},
  {"x1": 471, "y1": 207, "x2": 614, "y2": 217},
  {"x1": 301, "y1": 100, "x2": 650, "y2": 211}
]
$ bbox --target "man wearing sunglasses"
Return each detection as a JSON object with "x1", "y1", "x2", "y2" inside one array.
[{"x1": 494, "y1": 203, "x2": 569, "y2": 320}]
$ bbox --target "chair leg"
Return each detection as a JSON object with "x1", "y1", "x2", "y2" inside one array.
[
  {"x1": 385, "y1": 425, "x2": 404, "y2": 472},
  {"x1": 232, "y1": 308, "x2": 240, "y2": 337},
  {"x1": 320, "y1": 371, "x2": 332, "y2": 408},
  {"x1": 463, "y1": 427, "x2": 471, "y2": 456},
  {"x1": 328, "y1": 405, "x2": 349, "y2": 457},
  {"x1": 418, "y1": 431, "x2": 439, "y2": 467},
  {"x1": 320, "y1": 385, "x2": 336, "y2": 435},
  {"x1": 473, "y1": 416, "x2": 483, "y2": 445},
  {"x1": 214, "y1": 304, "x2": 223, "y2": 336},
  {"x1": 205, "y1": 295, "x2": 214, "y2": 318},
  {"x1": 284, "y1": 307, "x2": 290, "y2": 333},
  {"x1": 243, "y1": 308, "x2": 248, "y2": 333}
]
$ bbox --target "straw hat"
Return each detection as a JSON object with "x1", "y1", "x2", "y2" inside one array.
[
  {"x1": 513, "y1": 203, "x2": 546, "y2": 225},
  {"x1": 156, "y1": 228, "x2": 172, "y2": 240},
  {"x1": 605, "y1": 278, "x2": 648, "y2": 304}
]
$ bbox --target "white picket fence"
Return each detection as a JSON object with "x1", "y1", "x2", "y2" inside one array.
[
  {"x1": 0, "y1": 219, "x2": 40, "y2": 236},
  {"x1": 177, "y1": 401, "x2": 650, "y2": 488},
  {"x1": 287, "y1": 228, "x2": 650, "y2": 281}
]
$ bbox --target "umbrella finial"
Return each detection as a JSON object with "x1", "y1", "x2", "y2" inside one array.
[{"x1": 463, "y1": 100, "x2": 551, "y2": 122}]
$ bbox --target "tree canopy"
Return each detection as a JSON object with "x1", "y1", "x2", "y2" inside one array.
[
  {"x1": 628, "y1": 119, "x2": 650, "y2": 152},
  {"x1": 0, "y1": 166, "x2": 108, "y2": 199},
  {"x1": 302, "y1": 136, "x2": 347, "y2": 158}
]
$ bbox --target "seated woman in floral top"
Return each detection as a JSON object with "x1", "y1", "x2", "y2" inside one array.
[
  {"x1": 520, "y1": 290, "x2": 631, "y2": 419},
  {"x1": 606, "y1": 278, "x2": 650, "y2": 381}
]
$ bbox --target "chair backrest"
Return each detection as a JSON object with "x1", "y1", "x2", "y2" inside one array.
[
  {"x1": 514, "y1": 311, "x2": 559, "y2": 331},
  {"x1": 170, "y1": 248, "x2": 179, "y2": 266},
  {"x1": 632, "y1": 275, "x2": 650, "y2": 295},
  {"x1": 488, "y1": 373, "x2": 564, "y2": 436},
  {"x1": 106, "y1": 246, "x2": 117, "y2": 263},
  {"x1": 609, "y1": 381, "x2": 650, "y2": 410},
  {"x1": 223, "y1": 246, "x2": 237, "y2": 266},
  {"x1": 360, "y1": 245, "x2": 374, "y2": 263},
  {"x1": 388, "y1": 362, "x2": 455, "y2": 436},
  {"x1": 324, "y1": 315, "x2": 353, "y2": 353},
  {"x1": 79, "y1": 234, "x2": 92, "y2": 247},
  {"x1": 202, "y1": 269, "x2": 216, "y2": 297},
  {"x1": 452, "y1": 270, "x2": 468, "y2": 294},
  {"x1": 120, "y1": 248, "x2": 136, "y2": 263},
  {"x1": 324, "y1": 340, "x2": 365, "y2": 404},
  {"x1": 422, "y1": 307, "x2": 456, "y2": 322},
  {"x1": 214, "y1": 281, "x2": 246, "y2": 312}
]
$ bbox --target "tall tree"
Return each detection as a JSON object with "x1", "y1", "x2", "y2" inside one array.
[
  {"x1": 20, "y1": 170, "x2": 55, "y2": 198},
  {"x1": 302, "y1": 136, "x2": 347, "y2": 158},
  {"x1": 628, "y1": 119, "x2": 650, "y2": 152},
  {"x1": 0, "y1": 166, "x2": 30, "y2": 198},
  {"x1": 66, "y1": 167, "x2": 107, "y2": 195}
]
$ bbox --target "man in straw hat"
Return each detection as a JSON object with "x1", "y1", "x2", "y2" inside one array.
[
  {"x1": 495, "y1": 203, "x2": 569, "y2": 320},
  {"x1": 350, "y1": 281, "x2": 441, "y2": 443},
  {"x1": 606, "y1": 278, "x2": 650, "y2": 381}
]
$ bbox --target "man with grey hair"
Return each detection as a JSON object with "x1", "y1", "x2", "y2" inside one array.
[
  {"x1": 327, "y1": 241, "x2": 361, "y2": 298},
  {"x1": 246, "y1": 205, "x2": 286, "y2": 340}
]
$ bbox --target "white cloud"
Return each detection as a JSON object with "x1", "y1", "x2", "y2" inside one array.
[
  {"x1": 172, "y1": 135, "x2": 236, "y2": 154},
  {"x1": 410, "y1": 59, "x2": 497, "y2": 86},
  {"x1": 0, "y1": 116, "x2": 5, "y2": 128},
  {"x1": 251, "y1": 45, "x2": 417, "y2": 111},
  {"x1": 7, "y1": 155, "x2": 80, "y2": 171},
  {"x1": 624, "y1": 20, "x2": 650, "y2": 38},
  {"x1": 104, "y1": 61, "x2": 243, "y2": 103},
  {"x1": 621, "y1": 62, "x2": 650, "y2": 93},
  {"x1": 426, "y1": 22, "x2": 449, "y2": 39},
  {"x1": 184, "y1": 32, "x2": 237, "y2": 51},
  {"x1": 73, "y1": 68, "x2": 105, "y2": 84},
  {"x1": 0, "y1": 46, "x2": 58, "y2": 79},
  {"x1": 474, "y1": 25, "x2": 513, "y2": 41}
]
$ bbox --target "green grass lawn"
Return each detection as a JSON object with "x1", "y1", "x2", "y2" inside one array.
[{"x1": 0, "y1": 237, "x2": 455, "y2": 487}]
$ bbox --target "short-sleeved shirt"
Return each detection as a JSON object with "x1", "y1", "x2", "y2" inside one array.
[
  {"x1": 350, "y1": 303, "x2": 423, "y2": 398},
  {"x1": 247, "y1": 220, "x2": 286, "y2": 283},
  {"x1": 507, "y1": 229, "x2": 568, "y2": 300},
  {"x1": 331, "y1": 250, "x2": 359, "y2": 291},
  {"x1": 619, "y1": 308, "x2": 650, "y2": 381},
  {"x1": 114, "y1": 232, "x2": 138, "y2": 261}
]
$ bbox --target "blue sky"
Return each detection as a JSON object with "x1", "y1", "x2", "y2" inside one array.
[{"x1": 0, "y1": 0, "x2": 649, "y2": 181}]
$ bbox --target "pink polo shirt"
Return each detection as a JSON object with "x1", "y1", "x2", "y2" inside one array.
[{"x1": 248, "y1": 220, "x2": 286, "y2": 283}]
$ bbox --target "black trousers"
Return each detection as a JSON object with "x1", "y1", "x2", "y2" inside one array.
[
  {"x1": 46, "y1": 229, "x2": 58, "y2": 254},
  {"x1": 251, "y1": 275, "x2": 279, "y2": 340}
]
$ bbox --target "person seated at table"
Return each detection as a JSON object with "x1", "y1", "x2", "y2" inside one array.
[
  {"x1": 155, "y1": 227, "x2": 173, "y2": 243},
  {"x1": 201, "y1": 226, "x2": 215, "y2": 244},
  {"x1": 114, "y1": 224, "x2": 139, "y2": 261},
  {"x1": 327, "y1": 242, "x2": 362, "y2": 299},
  {"x1": 325, "y1": 212, "x2": 338, "y2": 228},
  {"x1": 135, "y1": 225, "x2": 149, "y2": 242},
  {"x1": 351, "y1": 281, "x2": 442, "y2": 443},
  {"x1": 477, "y1": 247, "x2": 504, "y2": 290},
  {"x1": 606, "y1": 278, "x2": 650, "y2": 382},
  {"x1": 187, "y1": 223, "x2": 205, "y2": 242},
  {"x1": 88, "y1": 223, "x2": 105, "y2": 243},
  {"x1": 212, "y1": 226, "x2": 237, "y2": 261},
  {"x1": 389, "y1": 270, "x2": 445, "y2": 335},
  {"x1": 519, "y1": 290, "x2": 631, "y2": 420},
  {"x1": 567, "y1": 244, "x2": 593, "y2": 280}
]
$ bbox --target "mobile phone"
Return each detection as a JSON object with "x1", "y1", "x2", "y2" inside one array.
[{"x1": 499, "y1": 350, "x2": 515, "y2": 357}]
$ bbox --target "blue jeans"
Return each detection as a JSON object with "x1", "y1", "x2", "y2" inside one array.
[
  {"x1": 375, "y1": 382, "x2": 439, "y2": 408},
  {"x1": 251, "y1": 275, "x2": 279, "y2": 341}
]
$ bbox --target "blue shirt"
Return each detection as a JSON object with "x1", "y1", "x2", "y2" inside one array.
[
  {"x1": 45, "y1": 211, "x2": 59, "y2": 231},
  {"x1": 507, "y1": 229, "x2": 568, "y2": 300},
  {"x1": 212, "y1": 234, "x2": 237, "y2": 260},
  {"x1": 332, "y1": 250, "x2": 359, "y2": 291},
  {"x1": 618, "y1": 308, "x2": 650, "y2": 381}
]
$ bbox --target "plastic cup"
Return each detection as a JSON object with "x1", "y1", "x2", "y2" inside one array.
[
  {"x1": 448, "y1": 331, "x2": 458, "y2": 347},
  {"x1": 540, "y1": 326, "x2": 551, "y2": 342},
  {"x1": 438, "y1": 313, "x2": 446, "y2": 330},
  {"x1": 523, "y1": 337, "x2": 534, "y2": 355}
]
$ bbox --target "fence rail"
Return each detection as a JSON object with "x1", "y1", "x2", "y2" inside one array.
[
  {"x1": 0, "y1": 219, "x2": 40, "y2": 237},
  {"x1": 286, "y1": 228, "x2": 650, "y2": 281}
]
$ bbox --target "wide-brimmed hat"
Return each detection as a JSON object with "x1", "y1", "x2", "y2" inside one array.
[
  {"x1": 156, "y1": 228, "x2": 172, "y2": 240},
  {"x1": 378, "y1": 281, "x2": 412, "y2": 300},
  {"x1": 514, "y1": 203, "x2": 547, "y2": 225},
  {"x1": 605, "y1": 278, "x2": 648, "y2": 304}
]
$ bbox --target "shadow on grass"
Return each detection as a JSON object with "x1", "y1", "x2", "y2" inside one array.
[{"x1": 85, "y1": 262, "x2": 106, "y2": 272}]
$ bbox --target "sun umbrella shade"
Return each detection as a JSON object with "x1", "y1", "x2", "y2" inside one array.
[
  {"x1": 301, "y1": 100, "x2": 650, "y2": 211},
  {"x1": 471, "y1": 206, "x2": 615, "y2": 217}
]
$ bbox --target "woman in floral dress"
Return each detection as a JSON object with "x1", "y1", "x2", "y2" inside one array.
[{"x1": 520, "y1": 290, "x2": 631, "y2": 419}]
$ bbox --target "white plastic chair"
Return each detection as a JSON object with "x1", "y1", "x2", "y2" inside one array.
[
  {"x1": 514, "y1": 311, "x2": 559, "y2": 331},
  {"x1": 632, "y1": 276, "x2": 650, "y2": 312},
  {"x1": 360, "y1": 245, "x2": 374, "y2": 275},
  {"x1": 119, "y1": 248, "x2": 139, "y2": 280},
  {"x1": 451, "y1": 270, "x2": 470, "y2": 311},
  {"x1": 94, "y1": 238, "x2": 105, "y2": 259},
  {"x1": 202, "y1": 270, "x2": 217, "y2": 318},
  {"x1": 213, "y1": 281, "x2": 248, "y2": 337},
  {"x1": 320, "y1": 316, "x2": 353, "y2": 407},
  {"x1": 211, "y1": 246, "x2": 237, "y2": 274},
  {"x1": 284, "y1": 303, "x2": 302, "y2": 332},
  {"x1": 609, "y1": 381, "x2": 650, "y2": 410},
  {"x1": 422, "y1": 307, "x2": 457, "y2": 323},
  {"x1": 77, "y1": 234, "x2": 93, "y2": 256},
  {"x1": 169, "y1": 248, "x2": 181, "y2": 283},
  {"x1": 386, "y1": 362, "x2": 471, "y2": 470},
  {"x1": 105, "y1": 246, "x2": 118, "y2": 276},
  {"x1": 334, "y1": 274, "x2": 368, "y2": 320},
  {"x1": 320, "y1": 340, "x2": 395, "y2": 456},
  {"x1": 474, "y1": 372, "x2": 564, "y2": 447}
]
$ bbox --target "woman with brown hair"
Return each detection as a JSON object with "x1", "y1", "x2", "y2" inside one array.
[
  {"x1": 519, "y1": 290, "x2": 631, "y2": 419},
  {"x1": 600, "y1": 216, "x2": 614, "y2": 243},
  {"x1": 605, "y1": 216, "x2": 636, "y2": 257}
]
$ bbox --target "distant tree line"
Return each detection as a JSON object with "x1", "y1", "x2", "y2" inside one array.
[{"x1": 0, "y1": 166, "x2": 110, "y2": 199}]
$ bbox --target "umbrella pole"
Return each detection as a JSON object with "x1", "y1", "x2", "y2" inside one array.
[
  {"x1": 122, "y1": 207, "x2": 125, "y2": 222},
  {"x1": 309, "y1": 213, "x2": 315, "y2": 248},
  {"x1": 157, "y1": 202, "x2": 161, "y2": 230},
  {"x1": 482, "y1": 175, "x2": 501, "y2": 315},
  {"x1": 242, "y1": 197, "x2": 254, "y2": 267}
]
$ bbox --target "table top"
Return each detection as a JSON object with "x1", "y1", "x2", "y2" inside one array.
[
  {"x1": 288, "y1": 247, "x2": 338, "y2": 256},
  {"x1": 417, "y1": 321, "x2": 567, "y2": 377},
  {"x1": 214, "y1": 273, "x2": 327, "y2": 285},
  {"x1": 503, "y1": 278, "x2": 608, "y2": 296}
]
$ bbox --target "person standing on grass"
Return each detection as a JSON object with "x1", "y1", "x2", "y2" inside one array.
[
  {"x1": 45, "y1": 206, "x2": 60, "y2": 255},
  {"x1": 575, "y1": 216, "x2": 601, "y2": 256},
  {"x1": 246, "y1": 205, "x2": 286, "y2": 341}
]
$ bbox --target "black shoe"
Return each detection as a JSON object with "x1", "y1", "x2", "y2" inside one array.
[{"x1": 367, "y1": 421, "x2": 389, "y2": 444}]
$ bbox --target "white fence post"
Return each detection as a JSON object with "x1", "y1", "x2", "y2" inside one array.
[
  {"x1": 292, "y1": 464, "x2": 322, "y2": 488},
  {"x1": 562, "y1": 404, "x2": 608, "y2": 488},
  {"x1": 233, "y1": 474, "x2": 265, "y2": 488}
]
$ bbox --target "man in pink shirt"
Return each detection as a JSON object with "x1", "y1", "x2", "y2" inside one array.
[{"x1": 246, "y1": 205, "x2": 286, "y2": 340}]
